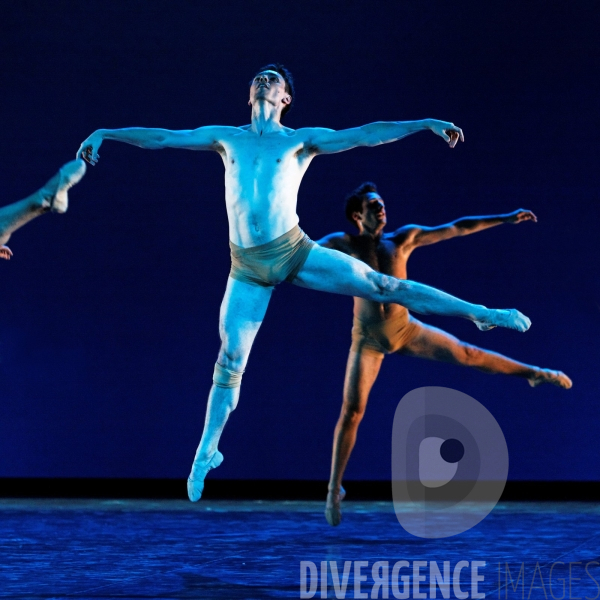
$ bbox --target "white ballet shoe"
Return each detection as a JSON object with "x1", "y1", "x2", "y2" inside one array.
[
  {"x1": 325, "y1": 486, "x2": 346, "y2": 527},
  {"x1": 40, "y1": 159, "x2": 87, "y2": 214},
  {"x1": 187, "y1": 450, "x2": 224, "y2": 502},
  {"x1": 474, "y1": 309, "x2": 531, "y2": 332},
  {"x1": 528, "y1": 369, "x2": 573, "y2": 389}
]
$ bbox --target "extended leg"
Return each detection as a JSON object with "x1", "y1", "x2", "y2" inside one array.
[
  {"x1": 0, "y1": 159, "x2": 86, "y2": 247},
  {"x1": 399, "y1": 320, "x2": 572, "y2": 388},
  {"x1": 0, "y1": 195, "x2": 48, "y2": 246},
  {"x1": 326, "y1": 347, "x2": 384, "y2": 526},
  {"x1": 292, "y1": 245, "x2": 530, "y2": 332},
  {"x1": 188, "y1": 277, "x2": 273, "y2": 501}
]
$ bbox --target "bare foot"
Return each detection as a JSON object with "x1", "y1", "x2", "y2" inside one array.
[
  {"x1": 187, "y1": 450, "x2": 224, "y2": 502},
  {"x1": 38, "y1": 159, "x2": 87, "y2": 214},
  {"x1": 325, "y1": 486, "x2": 346, "y2": 527},
  {"x1": 528, "y1": 369, "x2": 572, "y2": 389},
  {"x1": 475, "y1": 309, "x2": 531, "y2": 332},
  {"x1": 0, "y1": 246, "x2": 12, "y2": 260}
]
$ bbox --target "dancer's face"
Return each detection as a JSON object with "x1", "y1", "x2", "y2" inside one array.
[
  {"x1": 249, "y1": 70, "x2": 291, "y2": 113},
  {"x1": 356, "y1": 193, "x2": 387, "y2": 230}
]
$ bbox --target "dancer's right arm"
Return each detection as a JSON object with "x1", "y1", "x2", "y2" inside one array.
[{"x1": 77, "y1": 126, "x2": 235, "y2": 165}]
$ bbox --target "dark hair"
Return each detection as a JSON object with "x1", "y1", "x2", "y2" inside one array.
[
  {"x1": 345, "y1": 182, "x2": 379, "y2": 227},
  {"x1": 251, "y1": 63, "x2": 295, "y2": 118}
]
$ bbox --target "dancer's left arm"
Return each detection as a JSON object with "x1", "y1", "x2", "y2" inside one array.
[
  {"x1": 398, "y1": 209, "x2": 537, "y2": 248},
  {"x1": 302, "y1": 119, "x2": 464, "y2": 154}
]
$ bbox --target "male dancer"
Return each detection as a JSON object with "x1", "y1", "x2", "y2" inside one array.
[
  {"x1": 76, "y1": 64, "x2": 530, "y2": 501},
  {"x1": 318, "y1": 181, "x2": 572, "y2": 526},
  {"x1": 0, "y1": 160, "x2": 86, "y2": 259}
]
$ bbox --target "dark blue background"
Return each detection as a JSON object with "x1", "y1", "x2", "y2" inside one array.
[{"x1": 0, "y1": 1, "x2": 598, "y2": 480}]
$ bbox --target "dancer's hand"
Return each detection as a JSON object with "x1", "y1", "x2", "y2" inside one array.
[
  {"x1": 0, "y1": 245, "x2": 13, "y2": 260},
  {"x1": 427, "y1": 120, "x2": 464, "y2": 148},
  {"x1": 77, "y1": 131, "x2": 103, "y2": 165},
  {"x1": 504, "y1": 209, "x2": 537, "y2": 224}
]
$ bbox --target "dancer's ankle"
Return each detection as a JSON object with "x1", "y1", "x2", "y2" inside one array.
[
  {"x1": 194, "y1": 449, "x2": 215, "y2": 464},
  {"x1": 472, "y1": 305, "x2": 491, "y2": 322},
  {"x1": 33, "y1": 190, "x2": 52, "y2": 211}
]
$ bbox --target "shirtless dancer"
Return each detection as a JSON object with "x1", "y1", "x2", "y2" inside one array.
[
  {"x1": 318, "y1": 181, "x2": 572, "y2": 525},
  {"x1": 0, "y1": 160, "x2": 86, "y2": 260},
  {"x1": 76, "y1": 64, "x2": 531, "y2": 501}
]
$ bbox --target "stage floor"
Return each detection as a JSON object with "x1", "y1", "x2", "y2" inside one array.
[{"x1": 1, "y1": 499, "x2": 599, "y2": 599}]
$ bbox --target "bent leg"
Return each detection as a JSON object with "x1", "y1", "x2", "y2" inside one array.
[
  {"x1": 188, "y1": 277, "x2": 273, "y2": 501},
  {"x1": 293, "y1": 245, "x2": 530, "y2": 332},
  {"x1": 326, "y1": 346, "x2": 384, "y2": 526},
  {"x1": 399, "y1": 320, "x2": 572, "y2": 388}
]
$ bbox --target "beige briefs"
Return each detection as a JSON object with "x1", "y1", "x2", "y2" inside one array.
[
  {"x1": 229, "y1": 225, "x2": 315, "y2": 287},
  {"x1": 351, "y1": 309, "x2": 423, "y2": 357}
]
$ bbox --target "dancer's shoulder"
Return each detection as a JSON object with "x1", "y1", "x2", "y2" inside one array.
[{"x1": 315, "y1": 231, "x2": 353, "y2": 252}]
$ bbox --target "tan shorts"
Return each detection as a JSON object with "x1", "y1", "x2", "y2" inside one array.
[
  {"x1": 351, "y1": 310, "x2": 423, "y2": 357},
  {"x1": 229, "y1": 225, "x2": 315, "y2": 288}
]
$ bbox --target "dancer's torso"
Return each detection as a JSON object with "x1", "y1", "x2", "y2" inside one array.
[
  {"x1": 216, "y1": 126, "x2": 313, "y2": 247},
  {"x1": 342, "y1": 233, "x2": 412, "y2": 324}
]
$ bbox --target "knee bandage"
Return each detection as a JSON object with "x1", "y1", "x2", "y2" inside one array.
[{"x1": 213, "y1": 362, "x2": 244, "y2": 389}]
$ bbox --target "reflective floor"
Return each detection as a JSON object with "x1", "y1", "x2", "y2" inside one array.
[{"x1": 1, "y1": 498, "x2": 599, "y2": 599}]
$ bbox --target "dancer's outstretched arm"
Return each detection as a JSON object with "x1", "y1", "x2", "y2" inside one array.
[
  {"x1": 77, "y1": 126, "x2": 238, "y2": 165},
  {"x1": 396, "y1": 209, "x2": 538, "y2": 248},
  {"x1": 301, "y1": 119, "x2": 464, "y2": 155}
]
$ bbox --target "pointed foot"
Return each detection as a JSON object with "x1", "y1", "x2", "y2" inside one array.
[
  {"x1": 40, "y1": 159, "x2": 87, "y2": 214},
  {"x1": 187, "y1": 450, "x2": 224, "y2": 502},
  {"x1": 528, "y1": 369, "x2": 573, "y2": 389},
  {"x1": 475, "y1": 309, "x2": 531, "y2": 332},
  {"x1": 325, "y1": 486, "x2": 346, "y2": 527}
]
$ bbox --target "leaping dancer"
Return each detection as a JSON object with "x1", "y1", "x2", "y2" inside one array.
[
  {"x1": 317, "y1": 182, "x2": 572, "y2": 526},
  {"x1": 0, "y1": 160, "x2": 86, "y2": 260},
  {"x1": 76, "y1": 64, "x2": 531, "y2": 501}
]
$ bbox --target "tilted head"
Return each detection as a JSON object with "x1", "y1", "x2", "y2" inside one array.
[
  {"x1": 249, "y1": 63, "x2": 295, "y2": 118},
  {"x1": 345, "y1": 182, "x2": 387, "y2": 232}
]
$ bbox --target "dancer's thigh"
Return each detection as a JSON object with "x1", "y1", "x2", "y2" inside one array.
[
  {"x1": 343, "y1": 348, "x2": 385, "y2": 411},
  {"x1": 398, "y1": 319, "x2": 472, "y2": 365},
  {"x1": 218, "y1": 276, "x2": 273, "y2": 369},
  {"x1": 292, "y1": 245, "x2": 379, "y2": 297}
]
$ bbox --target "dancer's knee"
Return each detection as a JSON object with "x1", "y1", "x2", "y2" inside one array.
[
  {"x1": 366, "y1": 271, "x2": 407, "y2": 302},
  {"x1": 340, "y1": 402, "x2": 366, "y2": 427},
  {"x1": 213, "y1": 362, "x2": 244, "y2": 389},
  {"x1": 217, "y1": 338, "x2": 248, "y2": 370},
  {"x1": 461, "y1": 344, "x2": 484, "y2": 366}
]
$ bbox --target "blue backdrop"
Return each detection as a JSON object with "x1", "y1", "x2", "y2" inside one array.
[{"x1": 0, "y1": 1, "x2": 598, "y2": 481}]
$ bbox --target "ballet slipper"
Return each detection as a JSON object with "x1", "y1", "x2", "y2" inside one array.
[
  {"x1": 528, "y1": 369, "x2": 573, "y2": 389},
  {"x1": 474, "y1": 309, "x2": 531, "y2": 332},
  {"x1": 325, "y1": 486, "x2": 346, "y2": 527},
  {"x1": 39, "y1": 159, "x2": 87, "y2": 214},
  {"x1": 187, "y1": 450, "x2": 224, "y2": 502}
]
